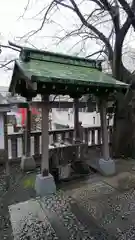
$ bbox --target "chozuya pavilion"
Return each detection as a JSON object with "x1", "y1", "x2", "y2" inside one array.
[{"x1": 9, "y1": 46, "x2": 128, "y2": 196}]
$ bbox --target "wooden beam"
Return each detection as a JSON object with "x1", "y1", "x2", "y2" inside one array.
[
  {"x1": 100, "y1": 99, "x2": 110, "y2": 160},
  {"x1": 25, "y1": 105, "x2": 31, "y2": 157},
  {"x1": 30, "y1": 101, "x2": 87, "y2": 109},
  {"x1": 9, "y1": 100, "x2": 96, "y2": 110},
  {"x1": 74, "y1": 98, "x2": 79, "y2": 141},
  {"x1": 41, "y1": 95, "x2": 49, "y2": 174},
  {"x1": 4, "y1": 113, "x2": 10, "y2": 189}
]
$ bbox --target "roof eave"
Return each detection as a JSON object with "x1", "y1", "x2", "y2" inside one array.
[
  {"x1": 8, "y1": 62, "x2": 18, "y2": 93},
  {"x1": 31, "y1": 74, "x2": 129, "y2": 89},
  {"x1": 9, "y1": 60, "x2": 31, "y2": 94}
]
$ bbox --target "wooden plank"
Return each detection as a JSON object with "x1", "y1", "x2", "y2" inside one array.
[
  {"x1": 30, "y1": 101, "x2": 87, "y2": 109},
  {"x1": 99, "y1": 99, "x2": 110, "y2": 160},
  {"x1": 53, "y1": 132, "x2": 57, "y2": 143},
  {"x1": 4, "y1": 113, "x2": 10, "y2": 189},
  {"x1": 61, "y1": 132, "x2": 66, "y2": 142},
  {"x1": 22, "y1": 133, "x2": 25, "y2": 155},
  {"x1": 34, "y1": 134, "x2": 40, "y2": 156},
  {"x1": 11, "y1": 138, "x2": 18, "y2": 159},
  {"x1": 84, "y1": 128, "x2": 88, "y2": 145},
  {"x1": 25, "y1": 106, "x2": 31, "y2": 157},
  {"x1": 74, "y1": 98, "x2": 79, "y2": 141},
  {"x1": 97, "y1": 128, "x2": 102, "y2": 145},
  {"x1": 91, "y1": 129, "x2": 95, "y2": 145}
]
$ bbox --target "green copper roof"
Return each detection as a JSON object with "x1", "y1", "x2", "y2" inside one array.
[
  {"x1": 16, "y1": 58, "x2": 127, "y2": 88},
  {"x1": 9, "y1": 48, "x2": 128, "y2": 98},
  {"x1": 19, "y1": 47, "x2": 102, "y2": 69}
]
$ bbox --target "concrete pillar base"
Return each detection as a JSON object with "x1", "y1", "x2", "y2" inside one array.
[
  {"x1": 98, "y1": 158, "x2": 115, "y2": 176},
  {"x1": 20, "y1": 155, "x2": 36, "y2": 171},
  {"x1": 35, "y1": 173, "x2": 56, "y2": 197}
]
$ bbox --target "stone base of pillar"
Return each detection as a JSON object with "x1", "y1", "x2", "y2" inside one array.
[
  {"x1": 20, "y1": 155, "x2": 36, "y2": 171},
  {"x1": 98, "y1": 158, "x2": 115, "y2": 176},
  {"x1": 35, "y1": 173, "x2": 56, "y2": 197}
]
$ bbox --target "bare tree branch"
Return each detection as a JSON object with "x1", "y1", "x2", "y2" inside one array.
[
  {"x1": 117, "y1": 0, "x2": 135, "y2": 46},
  {"x1": 15, "y1": 0, "x2": 134, "y2": 74},
  {"x1": 118, "y1": 0, "x2": 135, "y2": 30},
  {"x1": 0, "y1": 59, "x2": 16, "y2": 69},
  {"x1": 20, "y1": 0, "x2": 56, "y2": 39},
  {"x1": 89, "y1": 0, "x2": 105, "y2": 9},
  {"x1": 55, "y1": 0, "x2": 75, "y2": 11},
  {"x1": 0, "y1": 44, "x2": 20, "y2": 52},
  {"x1": 66, "y1": 33, "x2": 98, "y2": 54},
  {"x1": 18, "y1": 0, "x2": 30, "y2": 20},
  {"x1": 93, "y1": 18, "x2": 112, "y2": 27},
  {"x1": 68, "y1": 0, "x2": 113, "y2": 58},
  {"x1": 86, "y1": 49, "x2": 106, "y2": 58},
  {"x1": 100, "y1": 0, "x2": 120, "y2": 33},
  {"x1": 56, "y1": 28, "x2": 98, "y2": 46}
]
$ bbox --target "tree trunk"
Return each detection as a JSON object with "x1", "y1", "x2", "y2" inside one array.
[
  {"x1": 112, "y1": 92, "x2": 133, "y2": 157},
  {"x1": 112, "y1": 66, "x2": 135, "y2": 158}
]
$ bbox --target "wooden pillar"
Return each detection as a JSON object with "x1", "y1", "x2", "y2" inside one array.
[
  {"x1": 4, "y1": 113, "x2": 10, "y2": 189},
  {"x1": 41, "y1": 95, "x2": 49, "y2": 174},
  {"x1": 25, "y1": 103, "x2": 31, "y2": 157},
  {"x1": 99, "y1": 99, "x2": 110, "y2": 161},
  {"x1": 74, "y1": 98, "x2": 79, "y2": 142}
]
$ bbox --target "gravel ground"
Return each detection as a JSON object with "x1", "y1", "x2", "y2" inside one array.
[
  {"x1": 0, "y1": 164, "x2": 36, "y2": 240},
  {"x1": 0, "y1": 165, "x2": 19, "y2": 240},
  {"x1": 2, "y1": 164, "x2": 135, "y2": 240}
]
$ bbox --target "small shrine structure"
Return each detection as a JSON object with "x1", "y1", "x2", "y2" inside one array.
[{"x1": 9, "y1": 46, "x2": 128, "y2": 196}]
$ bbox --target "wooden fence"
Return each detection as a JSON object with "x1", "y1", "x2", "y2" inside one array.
[{"x1": 7, "y1": 126, "x2": 113, "y2": 162}]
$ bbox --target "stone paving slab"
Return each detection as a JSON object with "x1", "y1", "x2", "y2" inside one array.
[
  {"x1": 103, "y1": 172, "x2": 135, "y2": 190},
  {"x1": 65, "y1": 181, "x2": 115, "y2": 200},
  {"x1": 6, "y1": 164, "x2": 135, "y2": 240},
  {"x1": 65, "y1": 181, "x2": 117, "y2": 222},
  {"x1": 115, "y1": 159, "x2": 135, "y2": 173},
  {"x1": 9, "y1": 199, "x2": 58, "y2": 240},
  {"x1": 66, "y1": 180, "x2": 135, "y2": 238},
  {"x1": 9, "y1": 191, "x2": 115, "y2": 240}
]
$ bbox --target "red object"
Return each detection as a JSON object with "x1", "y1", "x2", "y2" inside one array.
[
  {"x1": 31, "y1": 108, "x2": 39, "y2": 115},
  {"x1": 18, "y1": 108, "x2": 40, "y2": 127},
  {"x1": 18, "y1": 108, "x2": 26, "y2": 126}
]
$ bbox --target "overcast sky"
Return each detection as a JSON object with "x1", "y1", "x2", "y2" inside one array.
[{"x1": 0, "y1": 0, "x2": 135, "y2": 87}]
